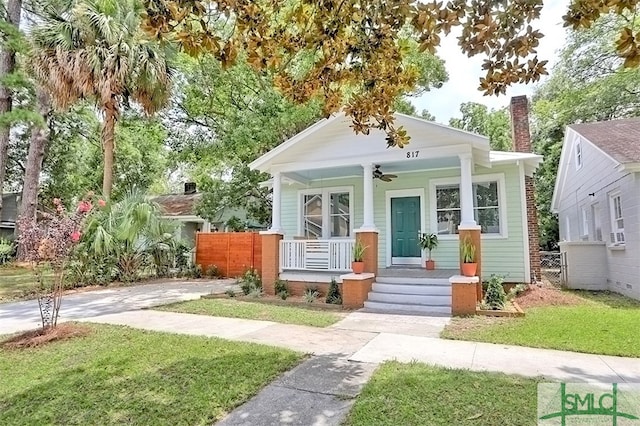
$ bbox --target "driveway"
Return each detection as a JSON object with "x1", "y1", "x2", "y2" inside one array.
[{"x1": 0, "y1": 279, "x2": 235, "y2": 335}]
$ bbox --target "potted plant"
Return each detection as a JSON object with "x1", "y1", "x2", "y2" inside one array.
[
  {"x1": 418, "y1": 233, "x2": 438, "y2": 270},
  {"x1": 460, "y1": 235, "x2": 477, "y2": 277},
  {"x1": 352, "y1": 240, "x2": 367, "y2": 274}
]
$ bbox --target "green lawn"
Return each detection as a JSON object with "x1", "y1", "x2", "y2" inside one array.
[
  {"x1": 345, "y1": 361, "x2": 541, "y2": 426},
  {"x1": 156, "y1": 298, "x2": 345, "y2": 327},
  {"x1": 0, "y1": 324, "x2": 302, "y2": 425},
  {"x1": 442, "y1": 291, "x2": 640, "y2": 357},
  {"x1": 0, "y1": 265, "x2": 47, "y2": 302}
]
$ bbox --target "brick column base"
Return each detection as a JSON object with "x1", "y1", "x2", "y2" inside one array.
[
  {"x1": 355, "y1": 231, "x2": 378, "y2": 276},
  {"x1": 260, "y1": 232, "x2": 283, "y2": 295},
  {"x1": 459, "y1": 226, "x2": 482, "y2": 301},
  {"x1": 450, "y1": 275, "x2": 479, "y2": 316},
  {"x1": 341, "y1": 273, "x2": 375, "y2": 309}
]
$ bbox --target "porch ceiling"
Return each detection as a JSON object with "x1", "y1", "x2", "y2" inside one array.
[{"x1": 285, "y1": 156, "x2": 462, "y2": 181}]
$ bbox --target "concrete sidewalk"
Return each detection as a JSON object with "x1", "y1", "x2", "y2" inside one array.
[{"x1": 83, "y1": 309, "x2": 640, "y2": 383}]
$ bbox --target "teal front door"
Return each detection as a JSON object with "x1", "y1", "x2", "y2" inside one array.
[{"x1": 391, "y1": 196, "x2": 421, "y2": 264}]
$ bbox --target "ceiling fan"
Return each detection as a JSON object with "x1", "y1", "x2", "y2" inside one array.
[{"x1": 373, "y1": 165, "x2": 397, "y2": 182}]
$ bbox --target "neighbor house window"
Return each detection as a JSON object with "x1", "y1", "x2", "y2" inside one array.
[
  {"x1": 609, "y1": 193, "x2": 625, "y2": 245},
  {"x1": 581, "y1": 207, "x2": 589, "y2": 238},
  {"x1": 300, "y1": 187, "x2": 352, "y2": 238},
  {"x1": 434, "y1": 178, "x2": 503, "y2": 235},
  {"x1": 592, "y1": 204, "x2": 603, "y2": 241},
  {"x1": 575, "y1": 140, "x2": 583, "y2": 169}
]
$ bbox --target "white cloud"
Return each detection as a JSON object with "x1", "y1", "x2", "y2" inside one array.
[{"x1": 412, "y1": 0, "x2": 570, "y2": 123}]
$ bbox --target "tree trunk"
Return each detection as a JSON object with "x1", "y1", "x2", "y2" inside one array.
[
  {"x1": 16, "y1": 88, "x2": 51, "y2": 259},
  {"x1": 101, "y1": 102, "x2": 117, "y2": 198},
  {"x1": 0, "y1": 0, "x2": 23, "y2": 214}
]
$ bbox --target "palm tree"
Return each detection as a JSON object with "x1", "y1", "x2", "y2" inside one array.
[{"x1": 28, "y1": 0, "x2": 172, "y2": 198}]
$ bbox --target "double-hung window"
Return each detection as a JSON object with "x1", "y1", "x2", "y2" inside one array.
[
  {"x1": 609, "y1": 193, "x2": 625, "y2": 245},
  {"x1": 301, "y1": 187, "x2": 352, "y2": 238},
  {"x1": 575, "y1": 140, "x2": 583, "y2": 169},
  {"x1": 432, "y1": 175, "x2": 504, "y2": 236}
]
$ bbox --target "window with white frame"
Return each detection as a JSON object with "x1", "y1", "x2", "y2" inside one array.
[
  {"x1": 592, "y1": 204, "x2": 603, "y2": 241},
  {"x1": 581, "y1": 207, "x2": 589, "y2": 238},
  {"x1": 609, "y1": 193, "x2": 625, "y2": 245},
  {"x1": 300, "y1": 188, "x2": 352, "y2": 238},
  {"x1": 434, "y1": 178, "x2": 503, "y2": 235},
  {"x1": 575, "y1": 140, "x2": 583, "y2": 169}
]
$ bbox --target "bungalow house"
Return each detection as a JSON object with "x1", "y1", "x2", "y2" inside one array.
[
  {"x1": 250, "y1": 96, "x2": 543, "y2": 315},
  {"x1": 552, "y1": 118, "x2": 640, "y2": 301}
]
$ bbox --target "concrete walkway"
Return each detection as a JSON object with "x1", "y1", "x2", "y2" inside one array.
[
  {"x1": 0, "y1": 279, "x2": 235, "y2": 335},
  {"x1": 79, "y1": 308, "x2": 640, "y2": 425}
]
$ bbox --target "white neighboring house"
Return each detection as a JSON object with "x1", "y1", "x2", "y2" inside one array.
[{"x1": 552, "y1": 117, "x2": 640, "y2": 300}]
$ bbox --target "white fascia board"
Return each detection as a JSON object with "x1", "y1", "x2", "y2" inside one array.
[
  {"x1": 270, "y1": 144, "x2": 472, "y2": 173},
  {"x1": 551, "y1": 129, "x2": 573, "y2": 213},
  {"x1": 248, "y1": 114, "x2": 342, "y2": 172},
  {"x1": 395, "y1": 112, "x2": 491, "y2": 149}
]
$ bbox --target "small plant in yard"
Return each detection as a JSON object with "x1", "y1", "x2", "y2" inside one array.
[
  {"x1": 325, "y1": 278, "x2": 342, "y2": 304},
  {"x1": 483, "y1": 274, "x2": 507, "y2": 310},
  {"x1": 17, "y1": 197, "x2": 93, "y2": 331},
  {"x1": 304, "y1": 287, "x2": 319, "y2": 303},
  {"x1": 225, "y1": 288, "x2": 236, "y2": 298},
  {"x1": 275, "y1": 279, "x2": 289, "y2": 300},
  {"x1": 239, "y1": 268, "x2": 262, "y2": 295},
  {"x1": 0, "y1": 237, "x2": 15, "y2": 264},
  {"x1": 248, "y1": 286, "x2": 263, "y2": 298},
  {"x1": 205, "y1": 265, "x2": 221, "y2": 278},
  {"x1": 507, "y1": 283, "x2": 528, "y2": 300}
]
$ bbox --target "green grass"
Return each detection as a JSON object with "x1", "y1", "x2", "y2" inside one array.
[
  {"x1": 0, "y1": 324, "x2": 302, "y2": 425},
  {"x1": 345, "y1": 361, "x2": 541, "y2": 426},
  {"x1": 156, "y1": 298, "x2": 344, "y2": 327},
  {"x1": 442, "y1": 291, "x2": 640, "y2": 357},
  {"x1": 0, "y1": 265, "x2": 49, "y2": 302}
]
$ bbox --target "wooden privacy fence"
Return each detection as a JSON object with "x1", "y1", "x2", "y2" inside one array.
[{"x1": 195, "y1": 232, "x2": 262, "y2": 277}]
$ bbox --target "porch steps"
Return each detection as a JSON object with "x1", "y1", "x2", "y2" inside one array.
[{"x1": 363, "y1": 276, "x2": 452, "y2": 316}]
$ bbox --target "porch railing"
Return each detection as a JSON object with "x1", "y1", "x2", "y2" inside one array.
[{"x1": 280, "y1": 239, "x2": 355, "y2": 272}]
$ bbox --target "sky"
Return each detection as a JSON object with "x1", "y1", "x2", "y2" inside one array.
[{"x1": 411, "y1": 0, "x2": 570, "y2": 123}]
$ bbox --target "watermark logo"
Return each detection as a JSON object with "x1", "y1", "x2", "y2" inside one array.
[{"x1": 538, "y1": 383, "x2": 640, "y2": 425}]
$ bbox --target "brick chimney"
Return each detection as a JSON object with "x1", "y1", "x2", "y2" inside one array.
[{"x1": 509, "y1": 96, "x2": 541, "y2": 283}]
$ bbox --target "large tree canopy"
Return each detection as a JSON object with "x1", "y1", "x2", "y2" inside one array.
[
  {"x1": 449, "y1": 102, "x2": 511, "y2": 151},
  {"x1": 142, "y1": 0, "x2": 551, "y2": 147}
]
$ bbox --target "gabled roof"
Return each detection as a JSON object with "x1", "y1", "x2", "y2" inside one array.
[
  {"x1": 249, "y1": 112, "x2": 492, "y2": 173},
  {"x1": 569, "y1": 118, "x2": 640, "y2": 165}
]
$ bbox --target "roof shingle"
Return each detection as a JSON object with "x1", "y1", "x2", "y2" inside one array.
[
  {"x1": 570, "y1": 117, "x2": 640, "y2": 164},
  {"x1": 151, "y1": 193, "x2": 201, "y2": 216}
]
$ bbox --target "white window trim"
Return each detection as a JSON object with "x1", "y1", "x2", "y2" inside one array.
[
  {"x1": 385, "y1": 188, "x2": 427, "y2": 268},
  {"x1": 580, "y1": 206, "x2": 589, "y2": 238},
  {"x1": 429, "y1": 173, "x2": 508, "y2": 240},
  {"x1": 608, "y1": 191, "x2": 625, "y2": 246},
  {"x1": 575, "y1": 138, "x2": 583, "y2": 170},
  {"x1": 297, "y1": 186, "x2": 354, "y2": 239}
]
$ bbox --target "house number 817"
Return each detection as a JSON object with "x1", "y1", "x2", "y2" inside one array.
[{"x1": 406, "y1": 151, "x2": 419, "y2": 158}]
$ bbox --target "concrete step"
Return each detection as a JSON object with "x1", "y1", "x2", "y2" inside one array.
[
  {"x1": 374, "y1": 276, "x2": 450, "y2": 286},
  {"x1": 363, "y1": 301, "x2": 451, "y2": 316},
  {"x1": 372, "y1": 283, "x2": 452, "y2": 296},
  {"x1": 367, "y1": 292, "x2": 450, "y2": 306}
]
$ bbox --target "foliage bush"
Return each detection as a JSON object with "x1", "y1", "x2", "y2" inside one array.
[
  {"x1": 325, "y1": 278, "x2": 342, "y2": 305},
  {"x1": 275, "y1": 279, "x2": 289, "y2": 300},
  {"x1": 507, "y1": 284, "x2": 528, "y2": 300},
  {"x1": 205, "y1": 265, "x2": 221, "y2": 278},
  {"x1": 225, "y1": 216, "x2": 245, "y2": 232},
  {"x1": 304, "y1": 286, "x2": 319, "y2": 303},
  {"x1": 239, "y1": 268, "x2": 262, "y2": 295},
  {"x1": 225, "y1": 288, "x2": 236, "y2": 298},
  {"x1": 484, "y1": 274, "x2": 507, "y2": 310},
  {"x1": 0, "y1": 238, "x2": 16, "y2": 264}
]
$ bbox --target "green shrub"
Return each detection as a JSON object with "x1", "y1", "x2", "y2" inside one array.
[
  {"x1": 304, "y1": 287, "x2": 319, "y2": 303},
  {"x1": 484, "y1": 274, "x2": 507, "y2": 310},
  {"x1": 205, "y1": 265, "x2": 221, "y2": 278},
  {"x1": 507, "y1": 283, "x2": 527, "y2": 300},
  {"x1": 325, "y1": 278, "x2": 342, "y2": 304},
  {"x1": 275, "y1": 279, "x2": 289, "y2": 300},
  {"x1": 0, "y1": 238, "x2": 15, "y2": 264},
  {"x1": 225, "y1": 288, "x2": 236, "y2": 298},
  {"x1": 239, "y1": 268, "x2": 262, "y2": 295}
]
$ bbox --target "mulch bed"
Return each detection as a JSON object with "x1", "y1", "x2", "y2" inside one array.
[
  {"x1": 1, "y1": 323, "x2": 91, "y2": 350},
  {"x1": 515, "y1": 285, "x2": 585, "y2": 309}
]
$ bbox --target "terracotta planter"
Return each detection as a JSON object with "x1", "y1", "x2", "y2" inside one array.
[
  {"x1": 461, "y1": 262, "x2": 477, "y2": 277},
  {"x1": 352, "y1": 261, "x2": 365, "y2": 274},
  {"x1": 425, "y1": 260, "x2": 435, "y2": 270}
]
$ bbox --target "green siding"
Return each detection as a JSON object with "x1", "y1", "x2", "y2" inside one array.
[{"x1": 280, "y1": 164, "x2": 527, "y2": 281}]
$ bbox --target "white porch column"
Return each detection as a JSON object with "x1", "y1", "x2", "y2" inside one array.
[
  {"x1": 459, "y1": 153, "x2": 477, "y2": 228},
  {"x1": 270, "y1": 171, "x2": 283, "y2": 232},
  {"x1": 359, "y1": 163, "x2": 377, "y2": 231}
]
